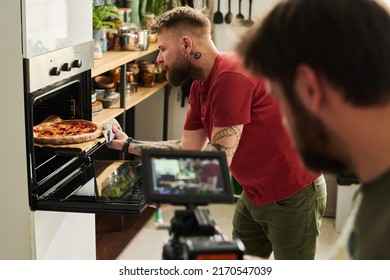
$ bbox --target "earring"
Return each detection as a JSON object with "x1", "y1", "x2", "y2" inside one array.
[
  {"x1": 184, "y1": 53, "x2": 191, "y2": 60},
  {"x1": 192, "y1": 51, "x2": 201, "y2": 59}
]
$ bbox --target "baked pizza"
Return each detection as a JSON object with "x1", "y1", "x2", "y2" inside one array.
[{"x1": 33, "y1": 119, "x2": 103, "y2": 145}]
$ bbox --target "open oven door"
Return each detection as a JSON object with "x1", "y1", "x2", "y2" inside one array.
[{"x1": 28, "y1": 141, "x2": 149, "y2": 215}]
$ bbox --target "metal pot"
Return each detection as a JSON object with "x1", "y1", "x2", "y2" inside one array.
[
  {"x1": 120, "y1": 32, "x2": 139, "y2": 51},
  {"x1": 119, "y1": 29, "x2": 149, "y2": 51}
]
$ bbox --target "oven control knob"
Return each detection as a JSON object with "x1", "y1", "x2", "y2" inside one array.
[
  {"x1": 62, "y1": 63, "x2": 72, "y2": 71},
  {"x1": 49, "y1": 67, "x2": 61, "y2": 76},
  {"x1": 72, "y1": 59, "x2": 82, "y2": 68}
]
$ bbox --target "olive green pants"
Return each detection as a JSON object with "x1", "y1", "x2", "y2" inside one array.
[{"x1": 232, "y1": 175, "x2": 327, "y2": 259}]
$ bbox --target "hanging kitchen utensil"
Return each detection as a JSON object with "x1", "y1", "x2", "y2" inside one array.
[
  {"x1": 236, "y1": 0, "x2": 244, "y2": 21},
  {"x1": 244, "y1": 0, "x2": 254, "y2": 27},
  {"x1": 213, "y1": 0, "x2": 224, "y2": 24},
  {"x1": 225, "y1": 0, "x2": 233, "y2": 24}
]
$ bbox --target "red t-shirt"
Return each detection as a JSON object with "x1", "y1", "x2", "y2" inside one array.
[{"x1": 184, "y1": 52, "x2": 319, "y2": 206}]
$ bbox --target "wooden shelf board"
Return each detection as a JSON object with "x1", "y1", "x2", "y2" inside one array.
[
  {"x1": 92, "y1": 108, "x2": 124, "y2": 125},
  {"x1": 125, "y1": 82, "x2": 168, "y2": 110},
  {"x1": 92, "y1": 43, "x2": 159, "y2": 77},
  {"x1": 92, "y1": 82, "x2": 168, "y2": 124}
]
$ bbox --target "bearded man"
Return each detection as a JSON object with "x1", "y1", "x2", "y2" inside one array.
[{"x1": 107, "y1": 6, "x2": 326, "y2": 260}]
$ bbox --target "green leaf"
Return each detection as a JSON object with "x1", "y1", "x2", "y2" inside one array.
[{"x1": 92, "y1": 3, "x2": 121, "y2": 30}]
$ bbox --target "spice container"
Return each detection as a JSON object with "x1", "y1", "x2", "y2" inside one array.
[
  {"x1": 125, "y1": 71, "x2": 131, "y2": 94},
  {"x1": 130, "y1": 82, "x2": 138, "y2": 93},
  {"x1": 125, "y1": 71, "x2": 137, "y2": 94}
]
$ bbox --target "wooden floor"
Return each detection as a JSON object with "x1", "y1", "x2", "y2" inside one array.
[{"x1": 95, "y1": 208, "x2": 154, "y2": 260}]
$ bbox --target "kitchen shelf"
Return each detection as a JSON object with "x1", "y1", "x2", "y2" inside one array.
[
  {"x1": 91, "y1": 42, "x2": 160, "y2": 78},
  {"x1": 125, "y1": 81, "x2": 168, "y2": 110},
  {"x1": 90, "y1": 41, "x2": 170, "y2": 141},
  {"x1": 92, "y1": 81, "x2": 168, "y2": 124},
  {"x1": 92, "y1": 108, "x2": 123, "y2": 125}
]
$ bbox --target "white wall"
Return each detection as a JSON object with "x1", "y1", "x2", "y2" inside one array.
[
  {"x1": 134, "y1": 86, "x2": 188, "y2": 141},
  {"x1": 211, "y1": 0, "x2": 278, "y2": 51},
  {"x1": 135, "y1": 89, "x2": 165, "y2": 140},
  {"x1": 167, "y1": 87, "x2": 189, "y2": 139}
]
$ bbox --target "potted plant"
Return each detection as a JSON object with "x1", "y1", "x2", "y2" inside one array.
[{"x1": 93, "y1": 3, "x2": 121, "y2": 40}]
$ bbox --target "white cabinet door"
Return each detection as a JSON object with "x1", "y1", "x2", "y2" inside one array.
[{"x1": 32, "y1": 211, "x2": 96, "y2": 260}]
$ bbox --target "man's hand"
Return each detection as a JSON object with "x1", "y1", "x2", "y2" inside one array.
[{"x1": 106, "y1": 125, "x2": 129, "y2": 151}]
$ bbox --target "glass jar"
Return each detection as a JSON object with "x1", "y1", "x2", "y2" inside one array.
[
  {"x1": 139, "y1": 62, "x2": 156, "y2": 87},
  {"x1": 154, "y1": 62, "x2": 166, "y2": 83},
  {"x1": 125, "y1": 71, "x2": 131, "y2": 94}
]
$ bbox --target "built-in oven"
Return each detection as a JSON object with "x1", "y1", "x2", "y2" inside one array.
[
  {"x1": 23, "y1": 0, "x2": 148, "y2": 216},
  {"x1": 24, "y1": 41, "x2": 147, "y2": 215}
]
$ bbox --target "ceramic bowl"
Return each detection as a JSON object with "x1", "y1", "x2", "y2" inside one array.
[{"x1": 94, "y1": 75, "x2": 115, "y2": 89}]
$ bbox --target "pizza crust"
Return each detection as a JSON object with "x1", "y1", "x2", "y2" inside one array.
[{"x1": 33, "y1": 119, "x2": 103, "y2": 145}]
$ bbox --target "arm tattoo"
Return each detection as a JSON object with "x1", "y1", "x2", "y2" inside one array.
[
  {"x1": 212, "y1": 143, "x2": 225, "y2": 152},
  {"x1": 130, "y1": 139, "x2": 182, "y2": 156},
  {"x1": 211, "y1": 126, "x2": 241, "y2": 157}
]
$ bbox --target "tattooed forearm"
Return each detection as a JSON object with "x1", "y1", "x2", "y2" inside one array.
[
  {"x1": 211, "y1": 126, "x2": 242, "y2": 158},
  {"x1": 211, "y1": 142, "x2": 237, "y2": 158},
  {"x1": 129, "y1": 139, "x2": 182, "y2": 156},
  {"x1": 213, "y1": 126, "x2": 241, "y2": 142},
  {"x1": 212, "y1": 143, "x2": 225, "y2": 152}
]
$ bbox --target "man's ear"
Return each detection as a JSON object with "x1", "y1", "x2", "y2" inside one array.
[
  {"x1": 294, "y1": 64, "x2": 324, "y2": 113},
  {"x1": 182, "y1": 36, "x2": 193, "y2": 52}
]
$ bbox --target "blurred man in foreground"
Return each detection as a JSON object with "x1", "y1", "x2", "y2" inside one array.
[{"x1": 238, "y1": 0, "x2": 390, "y2": 259}]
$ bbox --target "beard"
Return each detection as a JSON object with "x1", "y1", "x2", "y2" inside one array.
[
  {"x1": 166, "y1": 59, "x2": 190, "y2": 87},
  {"x1": 165, "y1": 56, "x2": 203, "y2": 87},
  {"x1": 288, "y1": 92, "x2": 351, "y2": 175}
]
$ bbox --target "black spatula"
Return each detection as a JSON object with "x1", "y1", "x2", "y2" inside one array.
[
  {"x1": 244, "y1": 0, "x2": 254, "y2": 27},
  {"x1": 225, "y1": 0, "x2": 233, "y2": 24},
  {"x1": 236, "y1": 0, "x2": 244, "y2": 21},
  {"x1": 213, "y1": 0, "x2": 223, "y2": 24}
]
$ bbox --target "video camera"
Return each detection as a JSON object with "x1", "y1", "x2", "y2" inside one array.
[{"x1": 141, "y1": 149, "x2": 245, "y2": 260}]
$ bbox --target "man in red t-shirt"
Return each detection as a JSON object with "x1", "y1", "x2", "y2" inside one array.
[
  {"x1": 107, "y1": 7, "x2": 327, "y2": 259},
  {"x1": 198, "y1": 160, "x2": 222, "y2": 192}
]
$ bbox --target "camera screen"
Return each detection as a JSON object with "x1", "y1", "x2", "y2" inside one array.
[{"x1": 141, "y1": 150, "x2": 234, "y2": 205}]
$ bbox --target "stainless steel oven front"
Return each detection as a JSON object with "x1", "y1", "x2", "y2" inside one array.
[{"x1": 24, "y1": 41, "x2": 147, "y2": 215}]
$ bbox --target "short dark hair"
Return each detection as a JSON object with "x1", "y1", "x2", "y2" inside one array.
[
  {"x1": 238, "y1": 0, "x2": 390, "y2": 106},
  {"x1": 150, "y1": 6, "x2": 210, "y2": 37}
]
